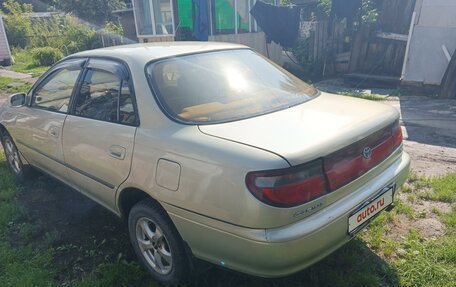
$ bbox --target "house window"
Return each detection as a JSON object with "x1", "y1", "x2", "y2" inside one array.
[
  {"x1": 236, "y1": 0, "x2": 250, "y2": 33},
  {"x1": 133, "y1": 0, "x2": 175, "y2": 36},
  {"x1": 212, "y1": 0, "x2": 277, "y2": 35}
]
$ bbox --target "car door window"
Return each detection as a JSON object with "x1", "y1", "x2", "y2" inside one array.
[
  {"x1": 74, "y1": 69, "x2": 120, "y2": 123},
  {"x1": 32, "y1": 68, "x2": 81, "y2": 113},
  {"x1": 119, "y1": 80, "x2": 137, "y2": 125},
  {"x1": 73, "y1": 64, "x2": 137, "y2": 125}
]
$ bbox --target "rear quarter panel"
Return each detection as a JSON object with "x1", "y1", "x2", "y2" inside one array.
[{"x1": 119, "y1": 124, "x2": 295, "y2": 228}]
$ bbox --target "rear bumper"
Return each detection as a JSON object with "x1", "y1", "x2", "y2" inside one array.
[{"x1": 166, "y1": 151, "x2": 410, "y2": 277}]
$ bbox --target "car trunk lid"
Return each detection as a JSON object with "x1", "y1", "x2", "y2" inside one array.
[{"x1": 199, "y1": 93, "x2": 400, "y2": 167}]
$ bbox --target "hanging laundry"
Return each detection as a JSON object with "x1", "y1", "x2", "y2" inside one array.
[
  {"x1": 193, "y1": 0, "x2": 209, "y2": 41},
  {"x1": 250, "y1": 1, "x2": 301, "y2": 47}
]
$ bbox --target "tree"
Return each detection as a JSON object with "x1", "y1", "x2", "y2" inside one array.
[
  {"x1": 52, "y1": 0, "x2": 126, "y2": 24},
  {"x1": 2, "y1": 0, "x2": 33, "y2": 47}
]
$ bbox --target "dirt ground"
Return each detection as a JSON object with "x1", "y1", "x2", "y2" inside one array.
[
  {"x1": 386, "y1": 96, "x2": 456, "y2": 176},
  {"x1": 0, "y1": 68, "x2": 33, "y2": 80}
]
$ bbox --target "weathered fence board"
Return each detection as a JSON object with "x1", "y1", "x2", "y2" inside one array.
[
  {"x1": 298, "y1": 0, "x2": 416, "y2": 78},
  {"x1": 347, "y1": 0, "x2": 416, "y2": 77}
]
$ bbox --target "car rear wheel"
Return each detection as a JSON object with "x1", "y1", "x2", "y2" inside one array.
[
  {"x1": 128, "y1": 198, "x2": 188, "y2": 285},
  {"x1": 1, "y1": 132, "x2": 31, "y2": 180}
]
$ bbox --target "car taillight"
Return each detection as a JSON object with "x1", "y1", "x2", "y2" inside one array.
[
  {"x1": 324, "y1": 120, "x2": 402, "y2": 191},
  {"x1": 246, "y1": 120, "x2": 403, "y2": 207},
  {"x1": 245, "y1": 160, "x2": 327, "y2": 208},
  {"x1": 392, "y1": 120, "x2": 403, "y2": 149}
]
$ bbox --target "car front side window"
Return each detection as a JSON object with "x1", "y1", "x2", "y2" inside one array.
[{"x1": 32, "y1": 68, "x2": 81, "y2": 113}]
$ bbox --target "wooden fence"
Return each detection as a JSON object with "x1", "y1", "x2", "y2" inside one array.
[
  {"x1": 209, "y1": 32, "x2": 283, "y2": 65},
  {"x1": 298, "y1": 0, "x2": 416, "y2": 78},
  {"x1": 98, "y1": 32, "x2": 136, "y2": 47}
]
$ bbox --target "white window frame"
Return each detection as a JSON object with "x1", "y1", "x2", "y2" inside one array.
[
  {"x1": 132, "y1": 0, "x2": 176, "y2": 37},
  {"x1": 211, "y1": 0, "x2": 261, "y2": 35}
]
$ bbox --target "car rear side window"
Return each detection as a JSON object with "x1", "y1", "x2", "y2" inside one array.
[
  {"x1": 73, "y1": 61, "x2": 138, "y2": 126},
  {"x1": 32, "y1": 68, "x2": 81, "y2": 113},
  {"x1": 146, "y1": 49, "x2": 318, "y2": 124}
]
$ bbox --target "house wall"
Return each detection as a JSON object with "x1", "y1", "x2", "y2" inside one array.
[
  {"x1": 0, "y1": 16, "x2": 12, "y2": 66},
  {"x1": 402, "y1": 0, "x2": 456, "y2": 85}
]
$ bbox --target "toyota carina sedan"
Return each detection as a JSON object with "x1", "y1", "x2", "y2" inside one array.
[{"x1": 0, "y1": 42, "x2": 410, "y2": 285}]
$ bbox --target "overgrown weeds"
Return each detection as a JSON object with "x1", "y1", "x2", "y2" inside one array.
[{"x1": 341, "y1": 91, "x2": 386, "y2": 101}]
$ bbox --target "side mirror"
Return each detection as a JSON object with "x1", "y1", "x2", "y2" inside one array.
[{"x1": 9, "y1": 93, "x2": 27, "y2": 107}]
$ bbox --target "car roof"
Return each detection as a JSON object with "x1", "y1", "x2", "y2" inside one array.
[{"x1": 69, "y1": 42, "x2": 249, "y2": 63}]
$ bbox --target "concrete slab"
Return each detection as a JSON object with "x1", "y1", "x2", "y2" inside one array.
[
  {"x1": 0, "y1": 68, "x2": 32, "y2": 79},
  {"x1": 385, "y1": 96, "x2": 456, "y2": 176},
  {"x1": 387, "y1": 97, "x2": 456, "y2": 144}
]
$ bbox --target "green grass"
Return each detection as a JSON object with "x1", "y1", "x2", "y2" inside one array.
[
  {"x1": 406, "y1": 173, "x2": 456, "y2": 203},
  {"x1": 10, "y1": 49, "x2": 49, "y2": 77},
  {"x1": 362, "y1": 174, "x2": 456, "y2": 287},
  {"x1": 0, "y1": 151, "x2": 155, "y2": 286},
  {"x1": 394, "y1": 230, "x2": 456, "y2": 287},
  {"x1": 424, "y1": 174, "x2": 456, "y2": 203},
  {"x1": 341, "y1": 91, "x2": 386, "y2": 101},
  {"x1": 395, "y1": 199, "x2": 415, "y2": 219},
  {"x1": 443, "y1": 206, "x2": 456, "y2": 228},
  {"x1": 0, "y1": 76, "x2": 33, "y2": 95},
  {"x1": 0, "y1": 152, "x2": 55, "y2": 286},
  {"x1": 0, "y1": 243, "x2": 55, "y2": 287},
  {"x1": 0, "y1": 153, "x2": 24, "y2": 235},
  {"x1": 75, "y1": 262, "x2": 152, "y2": 287}
]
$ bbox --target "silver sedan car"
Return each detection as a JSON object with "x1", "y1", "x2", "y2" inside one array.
[{"x1": 0, "y1": 42, "x2": 410, "y2": 285}]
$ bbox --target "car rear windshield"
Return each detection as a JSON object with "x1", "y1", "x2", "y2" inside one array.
[{"x1": 146, "y1": 49, "x2": 318, "y2": 124}]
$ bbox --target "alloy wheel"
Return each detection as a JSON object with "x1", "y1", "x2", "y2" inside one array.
[
  {"x1": 4, "y1": 138, "x2": 21, "y2": 174},
  {"x1": 136, "y1": 217, "x2": 173, "y2": 275}
]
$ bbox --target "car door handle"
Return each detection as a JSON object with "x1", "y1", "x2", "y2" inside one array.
[{"x1": 108, "y1": 145, "x2": 126, "y2": 160}]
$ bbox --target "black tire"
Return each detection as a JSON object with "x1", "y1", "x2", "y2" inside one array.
[
  {"x1": 1, "y1": 132, "x2": 33, "y2": 181},
  {"x1": 128, "y1": 198, "x2": 189, "y2": 285}
]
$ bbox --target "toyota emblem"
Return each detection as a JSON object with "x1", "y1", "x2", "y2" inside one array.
[{"x1": 362, "y1": 147, "x2": 372, "y2": 159}]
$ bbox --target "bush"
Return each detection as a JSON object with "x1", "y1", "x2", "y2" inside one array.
[
  {"x1": 290, "y1": 37, "x2": 324, "y2": 78},
  {"x1": 3, "y1": 1, "x2": 101, "y2": 56},
  {"x1": 28, "y1": 16, "x2": 99, "y2": 55},
  {"x1": 102, "y1": 21, "x2": 124, "y2": 35},
  {"x1": 31, "y1": 47, "x2": 64, "y2": 66},
  {"x1": 60, "y1": 17, "x2": 99, "y2": 54}
]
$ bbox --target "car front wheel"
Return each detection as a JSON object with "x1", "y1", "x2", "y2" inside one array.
[
  {"x1": 128, "y1": 198, "x2": 188, "y2": 285},
  {"x1": 1, "y1": 132, "x2": 30, "y2": 180}
]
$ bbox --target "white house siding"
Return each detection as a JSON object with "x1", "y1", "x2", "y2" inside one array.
[
  {"x1": 403, "y1": 0, "x2": 456, "y2": 85},
  {"x1": 0, "y1": 16, "x2": 12, "y2": 66}
]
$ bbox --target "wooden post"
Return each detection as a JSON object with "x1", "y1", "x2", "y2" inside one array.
[
  {"x1": 440, "y1": 50, "x2": 456, "y2": 98},
  {"x1": 348, "y1": 27, "x2": 366, "y2": 73}
]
